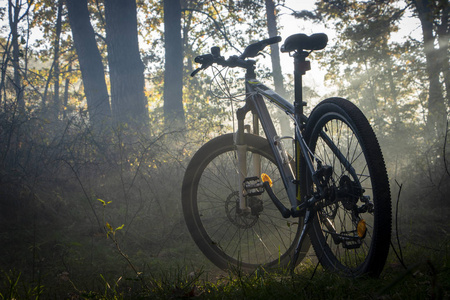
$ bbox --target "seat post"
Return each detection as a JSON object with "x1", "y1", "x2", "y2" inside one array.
[{"x1": 293, "y1": 51, "x2": 311, "y2": 124}]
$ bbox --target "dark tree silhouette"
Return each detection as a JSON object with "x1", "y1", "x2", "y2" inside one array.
[
  {"x1": 105, "y1": 0, "x2": 150, "y2": 130},
  {"x1": 8, "y1": 0, "x2": 29, "y2": 114},
  {"x1": 51, "y1": 0, "x2": 63, "y2": 120},
  {"x1": 163, "y1": 0, "x2": 185, "y2": 129},
  {"x1": 412, "y1": 0, "x2": 447, "y2": 136},
  {"x1": 66, "y1": 0, "x2": 111, "y2": 129},
  {"x1": 265, "y1": 0, "x2": 290, "y2": 135}
]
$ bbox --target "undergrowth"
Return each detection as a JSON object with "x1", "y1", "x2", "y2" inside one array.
[{"x1": 1, "y1": 241, "x2": 449, "y2": 299}]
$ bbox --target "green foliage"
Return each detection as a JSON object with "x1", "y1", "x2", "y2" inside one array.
[{"x1": 0, "y1": 270, "x2": 44, "y2": 300}]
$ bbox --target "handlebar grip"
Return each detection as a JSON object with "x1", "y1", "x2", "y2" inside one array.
[
  {"x1": 195, "y1": 54, "x2": 213, "y2": 64},
  {"x1": 239, "y1": 36, "x2": 281, "y2": 59},
  {"x1": 261, "y1": 36, "x2": 282, "y2": 46}
]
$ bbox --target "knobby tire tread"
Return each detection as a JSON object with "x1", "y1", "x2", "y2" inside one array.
[{"x1": 304, "y1": 97, "x2": 392, "y2": 277}]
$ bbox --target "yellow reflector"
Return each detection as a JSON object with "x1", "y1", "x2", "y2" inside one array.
[
  {"x1": 357, "y1": 219, "x2": 367, "y2": 238},
  {"x1": 261, "y1": 173, "x2": 273, "y2": 187}
]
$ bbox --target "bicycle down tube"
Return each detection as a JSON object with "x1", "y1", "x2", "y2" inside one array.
[{"x1": 234, "y1": 76, "x2": 307, "y2": 216}]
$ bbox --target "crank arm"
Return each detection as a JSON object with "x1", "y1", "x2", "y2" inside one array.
[{"x1": 263, "y1": 181, "x2": 291, "y2": 218}]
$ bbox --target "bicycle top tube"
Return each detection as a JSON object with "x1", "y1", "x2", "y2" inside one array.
[{"x1": 245, "y1": 78, "x2": 308, "y2": 125}]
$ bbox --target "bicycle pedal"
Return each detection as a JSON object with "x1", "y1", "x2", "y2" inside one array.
[
  {"x1": 243, "y1": 176, "x2": 264, "y2": 196},
  {"x1": 342, "y1": 239, "x2": 362, "y2": 249},
  {"x1": 340, "y1": 230, "x2": 363, "y2": 249}
]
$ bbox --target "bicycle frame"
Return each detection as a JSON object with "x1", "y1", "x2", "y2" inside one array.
[
  {"x1": 234, "y1": 51, "x2": 319, "y2": 216},
  {"x1": 234, "y1": 53, "x2": 362, "y2": 219}
]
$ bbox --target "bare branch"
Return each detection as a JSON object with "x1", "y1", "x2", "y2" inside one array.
[{"x1": 182, "y1": 8, "x2": 241, "y2": 54}]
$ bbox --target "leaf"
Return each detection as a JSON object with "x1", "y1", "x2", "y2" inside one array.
[
  {"x1": 106, "y1": 222, "x2": 113, "y2": 231},
  {"x1": 115, "y1": 224, "x2": 125, "y2": 231}
]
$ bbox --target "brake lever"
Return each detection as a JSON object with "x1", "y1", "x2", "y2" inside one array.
[
  {"x1": 190, "y1": 68, "x2": 202, "y2": 77},
  {"x1": 191, "y1": 53, "x2": 216, "y2": 77}
]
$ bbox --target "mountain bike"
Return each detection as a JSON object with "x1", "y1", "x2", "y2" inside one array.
[{"x1": 182, "y1": 33, "x2": 392, "y2": 277}]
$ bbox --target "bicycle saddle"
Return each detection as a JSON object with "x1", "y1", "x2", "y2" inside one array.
[{"x1": 281, "y1": 33, "x2": 328, "y2": 52}]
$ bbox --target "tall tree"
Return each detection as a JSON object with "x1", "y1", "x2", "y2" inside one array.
[
  {"x1": 438, "y1": 1, "x2": 449, "y2": 104},
  {"x1": 66, "y1": 0, "x2": 111, "y2": 130},
  {"x1": 51, "y1": 0, "x2": 63, "y2": 120},
  {"x1": 104, "y1": 0, "x2": 150, "y2": 130},
  {"x1": 411, "y1": 0, "x2": 448, "y2": 136},
  {"x1": 8, "y1": 0, "x2": 30, "y2": 114},
  {"x1": 163, "y1": 0, "x2": 185, "y2": 129},
  {"x1": 265, "y1": 0, "x2": 290, "y2": 135}
]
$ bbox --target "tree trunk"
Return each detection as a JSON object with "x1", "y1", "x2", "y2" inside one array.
[
  {"x1": 438, "y1": 2, "x2": 449, "y2": 107},
  {"x1": 9, "y1": 0, "x2": 25, "y2": 114},
  {"x1": 0, "y1": 39, "x2": 9, "y2": 106},
  {"x1": 66, "y1": 0, "x2": 111, "y2": 130},
  {"x1": 265, "y1": 0, "x2": 290, "y2": 136},
  {"x1": 52, "y1": 0, "x2": 63, "y2": 121},
  {"x1": 63, "y1": 63, "x2": 72, "y2": 120},
  {"x1": 104, "y1": 0, "x2": 149, "y2": 131},
  {"x1": 163, "y1": 0, "x2": 185, "y2": 129},
  {"x1": 414, "y1": 0, "x2": 446, "y2": 136}
]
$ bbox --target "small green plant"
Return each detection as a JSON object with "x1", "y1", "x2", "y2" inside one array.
[
  {"x1": 0, "y1": 270, "x2": 44, "y2": 299},
  {"x1": 97, "y1": 199, "x2": 150, "y2": 292}
]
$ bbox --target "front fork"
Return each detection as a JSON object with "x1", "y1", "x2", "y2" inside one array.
[
  {"x1": 235, "y1": 106, "x2": 314, "y2": 270},
  {"x1": 236, "y1": 111, "x2": 260, "y2": 213},
  {"x1": 236, "y1": 144, "x2": 250, "y2": 212}
]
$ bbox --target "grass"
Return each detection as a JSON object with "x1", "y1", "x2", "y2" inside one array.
[
  {"x1": 138, "y1": 246, "x2": 450, "y2": 300},
  {"x1": 1, "y1": 241, "x2": 449, "y2": 299}
]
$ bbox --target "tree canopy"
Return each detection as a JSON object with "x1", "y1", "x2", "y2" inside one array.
[{"x1": 0, "y1": 0, "x2": 447, "y2": 154}]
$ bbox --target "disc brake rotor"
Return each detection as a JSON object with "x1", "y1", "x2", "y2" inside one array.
[{"x1": 225, "y1": 191, "x2": 258, "y2": 229}]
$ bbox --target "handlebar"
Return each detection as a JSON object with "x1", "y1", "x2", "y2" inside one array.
[
  {"x1": 191, "y1": 36, "x2": 282, "y2": 77},
  {"x1": 238, "y1": 36, "x2": 282, "y2": 60}
]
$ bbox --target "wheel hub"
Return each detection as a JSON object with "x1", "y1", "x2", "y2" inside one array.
[
  {"x1": 225, "y1": 191, "x2": 258, "y2": 229},
  {"x1": 338, "y1": 175, "x2": 361, "y2": 210}
]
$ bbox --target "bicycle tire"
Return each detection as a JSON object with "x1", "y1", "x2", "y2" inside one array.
[
  {"x1": 302, "y1": 97, "x2": 391, "y2": 277},
  {"x1": 182, "y1": 133, "x2": 309, "y2": 272}
]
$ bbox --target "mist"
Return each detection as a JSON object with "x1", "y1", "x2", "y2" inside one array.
[{"x1": 1, "y1": 0, "x2": 449, "y2": 298}]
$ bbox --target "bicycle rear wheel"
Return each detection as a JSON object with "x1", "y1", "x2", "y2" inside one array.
[
  {"x1": 182, "y1": 133, "x2": 309, "y2": 272},
  {"x1": 303, "y1": 98, "x2": 391, "y2": 277}
]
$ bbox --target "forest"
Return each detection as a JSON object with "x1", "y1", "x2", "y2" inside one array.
[{"x1": 0, "y1": 0, "x2": 449, "y2": 298}]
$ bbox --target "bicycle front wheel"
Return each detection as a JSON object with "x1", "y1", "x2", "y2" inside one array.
[
  {"x1": 182, "y1": 133, "x2": 309, "y2": 272},
  {"x1": 303, "y1": 98, "x2": 391, "y2": 277}
]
